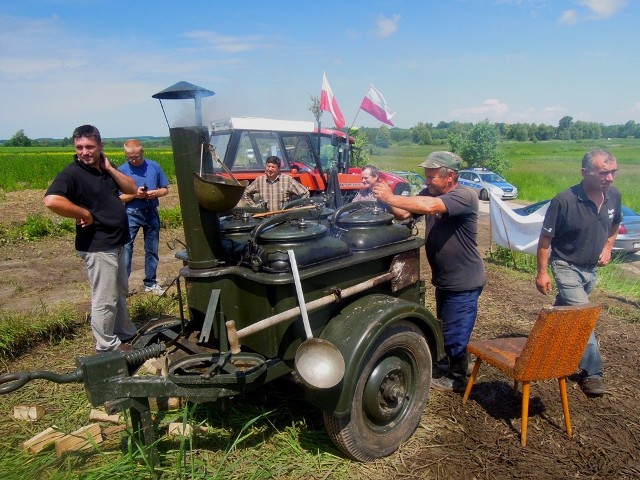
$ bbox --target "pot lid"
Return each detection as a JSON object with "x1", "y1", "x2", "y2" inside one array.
[
  {"x1": 259, "y1": 218, "x2": 327, "y2": 243},
  {"x1": 336, "y1": 205, "x2": 394, "y2": 227},
  {"x1": 220, "y1": 213, "x2": 260, "y2": 233}
]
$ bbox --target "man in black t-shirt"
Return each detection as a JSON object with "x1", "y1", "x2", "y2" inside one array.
[
  {"x1": 374, "y1": 151, "x2": 486, "y2": 392},
  {"x1": 45, "y1": 125, "x2": 138, "y2": 352},
  {"x1": 536, "y1": 148, "x2": 621, "y2": 397}
]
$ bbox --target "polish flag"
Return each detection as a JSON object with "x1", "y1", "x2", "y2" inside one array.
[
  {"x1": 359, "y1": 85, "x2": 395, "y2": 126},
  {"x1": 320, "y1": 72, "x2": 346, "y2": 129}
]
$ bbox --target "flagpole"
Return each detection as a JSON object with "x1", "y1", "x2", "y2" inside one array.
[{"x1": 349, "y1": 110, "x2": 361, "y2": 131}]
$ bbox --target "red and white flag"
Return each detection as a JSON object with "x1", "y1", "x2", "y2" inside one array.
[
  {"x1": 320, "y1": 72, "x2": 346, "y2": 129},
  {"x1": 359, "y1": 85, "x2": 395, "y2": 126}
]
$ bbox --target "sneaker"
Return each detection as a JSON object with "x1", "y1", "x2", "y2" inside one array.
[
  {"x1": 431, "y1": 372, "x2": 468, "y2": 393},
  {"x1": 143, "y1": 283, "x2": 165, "y2": 296},
  {"x1": 581, "y1": 376, "x2": 606, "y2": 397}
]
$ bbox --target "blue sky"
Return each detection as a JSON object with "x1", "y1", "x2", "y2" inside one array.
[{"x1": 0, "y1": 0, "x2": 637, "y2": 139}]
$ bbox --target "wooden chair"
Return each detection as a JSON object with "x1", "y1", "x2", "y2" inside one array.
[{"x1": 462, "y1": 303, "x2": 601, "y2": 447}]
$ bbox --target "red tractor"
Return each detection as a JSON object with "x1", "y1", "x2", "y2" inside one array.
[{"x1": 208, "y1": 117, "x2": 410, "y2": 203}]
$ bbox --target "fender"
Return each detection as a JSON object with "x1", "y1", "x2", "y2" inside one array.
[{"x1": 308, "y1": 293, "x2": 444, "y2": 416}]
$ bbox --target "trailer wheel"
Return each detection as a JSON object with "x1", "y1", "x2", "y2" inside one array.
[
  {"x1": 479, "y1": 189, "x2": 489, "y2": 201},
  {"x1": 323, "y1": 321, "x2": 432, "y2": 461}
]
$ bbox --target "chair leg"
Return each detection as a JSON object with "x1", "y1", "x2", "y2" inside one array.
[
  {"x1": 558, "y1": 376, "x2": 573, "y2": 438},
  {"x1": 513, "y1": 380, "x2": 519, "y2": 395},
  {"x1": 462, "y1": 358, "x2": 482, "y2": 404},
  {"x1": 521, "y1": 382, "x2": 530, "y2": 447}
]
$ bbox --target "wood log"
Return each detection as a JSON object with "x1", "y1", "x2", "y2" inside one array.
[
  {"x1": 13, "y1": 405, "x2": 45, "y2": 421},
  {"x1": 21, "y1": 426, "x2": 65, "y2": 454},
  {"x1": 89, "y1": 408, "x2": 123, "y2": 424},
  {"x1": 54, "y1": 423, "x2": 103, "y2": 457}
]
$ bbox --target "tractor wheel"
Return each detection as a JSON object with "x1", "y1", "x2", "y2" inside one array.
[
  {"x1": 479, "y1": 189, "x2": 489, "y2": 201},
  {"x1": 323, "y1": 321, "x2": 432, "y2": 461}
]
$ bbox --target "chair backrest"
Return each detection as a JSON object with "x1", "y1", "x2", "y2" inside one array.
[{"x1": 513, "y1": 303, "x2": 601, "y2": 381}]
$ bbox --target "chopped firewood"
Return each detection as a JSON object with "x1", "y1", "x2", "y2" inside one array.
[
  {"x1": 54, "y1": 423, "x2": 103, "y2": 457},
  {"x1": 14, "y1": 405, "x2": 45, "y2": 421},
  {"x1": 140, "y1": 358, "x2": 163, "y2": 375},
  {"x1": 89, "y1": 408, "x2": 123, "y2": 424},
  {"x1": 149, "y1": 397, "x2": 183, "y2": 412},
  {"x1": 102, "y1": 424, "x2": 127, "y2": 437},
  {"x1": 167, "y1": 422, "x2": 192, "y2": 437},
  {"x1": 22, "y1": 426, "x2": 65, "y2": 453}
]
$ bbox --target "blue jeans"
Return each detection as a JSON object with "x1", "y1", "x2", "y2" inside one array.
[
  {"x1": 78, "y1": 248, "x2": 137, "y2": 351},
  {"x1": 435, "y1": 287, "x2": 483, "y2": 370},
  {"x1": 551, "y1": 259, "x2": 603, "y2": 378},
  {"x1": 124, "y1": 208, "x2": 160, "y2": 287}
]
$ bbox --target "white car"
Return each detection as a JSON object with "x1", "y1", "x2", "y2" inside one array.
[{"x1": 458, "y1": 168, "x2": 518, "y2": 201}]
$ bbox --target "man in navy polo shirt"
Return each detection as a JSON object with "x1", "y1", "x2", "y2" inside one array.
[
  {"x1": 118, "y1": 139, "x2": 170, "y2": 295},
  {"x1": 45, "y1": 125, "x2": 138, "y2": 352},
  {"x1": 536, "y1": 148, "x2": 621, "y2": 397}
]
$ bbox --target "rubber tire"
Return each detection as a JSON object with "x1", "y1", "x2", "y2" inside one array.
[
  {"x1": 323, "y1": 321, "x2": 432, "y2": 461},
  {"x1": 479, "y1": 189, "x2": 489, "y2": 201}
]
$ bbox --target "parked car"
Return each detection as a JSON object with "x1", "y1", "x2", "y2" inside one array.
[
  {"x1": 513, "y1": 200, "x2": 640, "y2": 254},
  {"x1": 390, "y1": 171, "x2": 427, "y2": 196},
  {"x1": 458, "y1": 168, "x2": 518, "y2": 201}
]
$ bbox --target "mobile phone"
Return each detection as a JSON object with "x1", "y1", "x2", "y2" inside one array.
[{"x1": 142, "y1": 184, "x2": 148, "y2": 192}]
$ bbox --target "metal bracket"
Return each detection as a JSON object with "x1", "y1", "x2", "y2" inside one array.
[{"x1": 200, "y1": 289, "x2": 221, "y2": 343}]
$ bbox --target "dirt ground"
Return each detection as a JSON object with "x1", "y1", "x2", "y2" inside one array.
[{"x1": 0, "y1": 189, "x2": 639, "y2": 478}]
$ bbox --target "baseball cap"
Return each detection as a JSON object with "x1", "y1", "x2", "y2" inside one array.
[{"x1": 418, "y1": 151, "x2": 462, "y2": 171}]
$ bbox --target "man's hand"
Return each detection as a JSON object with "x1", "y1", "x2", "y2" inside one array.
[
  {"x1": 76, "y1": 209, "x2": 94, "y2": 228},
  {"x1": 598, "y1": 247, "x2": 613, "y2": 266},
  {"x1": 373, "y1": 182, "x2": 393, "y2": 202},
  {"x1": 535, "y1": 271, "x2": 553, "y2": 295}
]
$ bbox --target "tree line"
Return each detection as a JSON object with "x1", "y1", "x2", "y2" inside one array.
[{"x1": 4, "y1": 115, "x2": 640, "y2": 148}]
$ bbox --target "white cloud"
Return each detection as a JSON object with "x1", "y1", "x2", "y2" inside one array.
[
  {"x1": 450, "y1": 99, "x2": 509, "y2": 120},
  {"x1": 579, "y1": 0, "x2": 628, "y2": 18},
  {"x1": 375, "y1": 14, "x2": 400, "y2": 38},
  {"x1": 182, "y1": 31, "x2": 271, "y2": 53},
  {"x1": 559, "y1": 0, "x2": 627, "y2": 24},
  {"x1": 558, "y1": 9, "x2": 579, "y2": 25}
]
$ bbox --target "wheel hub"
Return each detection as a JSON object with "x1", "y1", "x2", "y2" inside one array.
[{"x1": 362, "y1": 356, "x2": 409, "y2": 423}]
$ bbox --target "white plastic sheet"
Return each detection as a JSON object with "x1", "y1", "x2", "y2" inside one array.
[{"x1": 489, "y1": 194, "x2": 548, "y2": 255}]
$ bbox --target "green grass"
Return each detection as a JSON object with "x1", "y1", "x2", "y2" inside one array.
[
  {"x1": 0, "y1": 147, "x2": 176, "y2": 192},
  {"x1": 488, "y1": 246, "x2": 640, "y2": 304},
  {"x1": 371, "y1": 139, "x2": 640, "y2": 211}
]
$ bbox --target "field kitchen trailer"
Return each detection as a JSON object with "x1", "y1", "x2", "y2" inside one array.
[{"x1": 0, "y1": 82, "x2": 443, "y2": 462}]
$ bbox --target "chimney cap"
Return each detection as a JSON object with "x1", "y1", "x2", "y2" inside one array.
[{"x1": 152, "y1": 81, "x2": 215, "y2": 100}]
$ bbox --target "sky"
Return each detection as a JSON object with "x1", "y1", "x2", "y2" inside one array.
[{"x1": 1, "y1": 0, "x2": 638, "y2": 140}]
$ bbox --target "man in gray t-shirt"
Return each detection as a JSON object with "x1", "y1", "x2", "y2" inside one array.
[{"x1": 374, "y1": 151, "x2": 486, "y2": 392}]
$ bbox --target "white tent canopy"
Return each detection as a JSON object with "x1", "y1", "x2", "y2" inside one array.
[{"x1": 490, "y1": 194, "x2": 548, "y2": 256}]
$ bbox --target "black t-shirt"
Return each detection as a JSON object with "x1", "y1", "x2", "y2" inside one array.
[
  {"x1": 45, "y1": 158, "x2": 130, "y2": 252},
  {"x1": 419, "y1": 185, "x2": 486, "y2": 291},
  {"x1": 542, "y1": 182, "x2": 622, "y2": 267}
]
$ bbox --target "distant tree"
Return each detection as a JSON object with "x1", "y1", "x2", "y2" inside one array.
[
  {"x1": 410, "y1": 122, "x2": 432, "y2": 145},
  {"x1": 6, "y1": 129, "x2": 32, "y2": 147},
  {"x1": 351, "y1": 128, "x2": 371, "y2": 167},
  {"x1": 450, "y1": 120, "x2": 510, "y2": 174},
  {"x1": 534, "y1": 124, "x2": 556, "y2": 141},
  {"x1": 558, "y1": 116, "x2": 573, "y2": 136},
  {"x1": 374, "y1": 125, "x2": 391, "y2": 148},
  {"x1": 308, "y1": 94, "x2": 321, "y2": 124}
]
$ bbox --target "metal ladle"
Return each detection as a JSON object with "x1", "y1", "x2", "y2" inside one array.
[{"x1": 287, "y1": 249, "x2": 345, "y2": 389}]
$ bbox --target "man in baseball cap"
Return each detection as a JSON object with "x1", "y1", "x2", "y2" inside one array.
[
  {"x1": 373, "y1": 150, "x2": 485, "y2": 392},
  {"x1": 418, "y1": 151, "x2": 462, "y2": 170}
]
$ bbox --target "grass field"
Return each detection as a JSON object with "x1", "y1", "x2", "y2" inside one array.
[
  {"x1": 371, "y1": 139, "x2": 640, "y2": 211},
  {"x1": 1, "y1": 139, "x2": 639, "y2": 211}
]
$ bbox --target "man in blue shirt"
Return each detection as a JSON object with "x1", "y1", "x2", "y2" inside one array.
[{"x1": 119, "y1": 139, "x2": 170, "y2": 295}]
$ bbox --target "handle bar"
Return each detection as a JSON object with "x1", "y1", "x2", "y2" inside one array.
[{"x1": 0, "y1": 369, "x2": 82, "y2": 394}]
